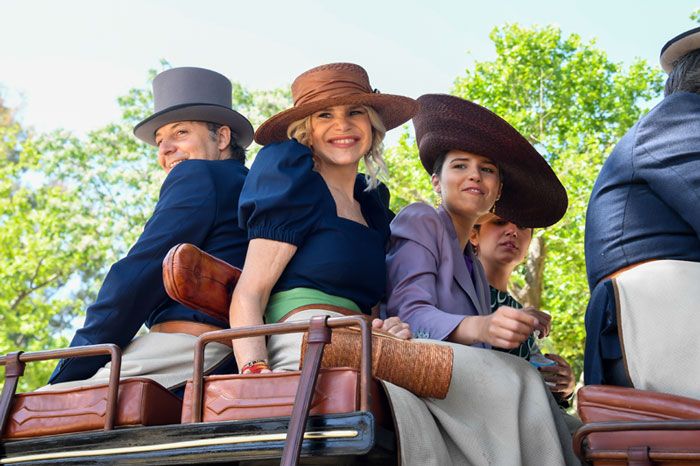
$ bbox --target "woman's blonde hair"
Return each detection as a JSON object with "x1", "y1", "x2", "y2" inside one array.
[{"x1": 286, "y1": 105, "x2": 387, "y2": 190}]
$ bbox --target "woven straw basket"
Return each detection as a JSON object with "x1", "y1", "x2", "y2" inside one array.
[{"x1": 301, "y1": 326, "x2": 453, "y2": 399}]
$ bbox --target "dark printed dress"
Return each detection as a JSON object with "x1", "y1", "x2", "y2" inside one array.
[{"x1": 489, "y1": 287, "x2": 537, "y2": 360}]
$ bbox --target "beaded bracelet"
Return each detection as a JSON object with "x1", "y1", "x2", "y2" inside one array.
[
  {"x1": 244, "y1": 362, "x2": 270, "y2": 374},
  {"x1": 241, "y1": 359, "x2": 269, "y2": 374}
]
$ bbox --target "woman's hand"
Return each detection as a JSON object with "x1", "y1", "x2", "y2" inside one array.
[
  {"x1": 521, "y1": 306, "x2": 552, "y2": 338},
  {"x1": 449, "y1": 305, "x2": 537, "y2": 347},
  {"x1": 372, "y1": 316, "x2": 412, "y2": 340},
  {"x1": 538, "y1": 353, "x2": 575, "y2": 400},
  {"x1": 476, "y1": 306, "x2": 537, "y2": 348}
]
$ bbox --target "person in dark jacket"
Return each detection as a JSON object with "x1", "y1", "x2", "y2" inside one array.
[
  {"x1": 46, "y1": 67, "x2": 253, "y2": 392},
  {"x1": 584, "y1": 26, "x2": 700, "y2": 398}
]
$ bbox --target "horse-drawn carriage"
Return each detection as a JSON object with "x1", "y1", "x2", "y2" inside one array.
[{"x1": 1, "y1": 244, "x2": 699, "y2": 465}]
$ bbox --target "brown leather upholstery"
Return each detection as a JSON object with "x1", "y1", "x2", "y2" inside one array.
[
  {"x1": 3, "y1": 378, "x2": 182, "y2": 439},
  {"x1": 181, "y1": 368, "x2": 387, "y2": 425},
  {"x1": 162, "y1": 243, "x2": 241, "y2": 324},
  {"x1": 575, "y1": 385, "x2": 700, "y2": 465}
]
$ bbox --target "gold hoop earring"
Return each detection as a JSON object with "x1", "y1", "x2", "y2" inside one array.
[{"x1": 489, "y1": 202, "x2": 497, "y2": 214}]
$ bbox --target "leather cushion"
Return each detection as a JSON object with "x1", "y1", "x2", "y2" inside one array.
[
  {"x1": 182, "y1": 367, "x2": 387, "y2": 425},
  {"x1": 4, "y1": 378, "x2": 182, "y2": 439}
]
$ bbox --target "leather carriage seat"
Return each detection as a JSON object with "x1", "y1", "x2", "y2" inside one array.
[
  {"x1": 164, "y1": 244, "x2": 392, "y2": 428},
  {"x1": 3, "y1": 377, "x2": 182, "y2": 439},
  {"x1": 575, "y1": 385, "x2": 700, "y2": 465},
  {"x1": 181, "y1": 367, "x2": 389, "y2": 426}
]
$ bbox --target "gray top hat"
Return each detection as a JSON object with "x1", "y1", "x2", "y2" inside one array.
[
  {"x1": 660, "y1": 26, "x2": 700, "y2": 73},
  {"x1": 134, "y1": 67, "x2": 254, "y2": 147}
]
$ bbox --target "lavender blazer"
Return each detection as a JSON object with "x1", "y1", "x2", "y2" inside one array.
[{"x1": 385, "y1": 203, "x2": 491, "y2": 346}]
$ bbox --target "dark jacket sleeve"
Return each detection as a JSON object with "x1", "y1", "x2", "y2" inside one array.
[{"x1": 49, "y1": 161, "x2": 218, "y2": 384}]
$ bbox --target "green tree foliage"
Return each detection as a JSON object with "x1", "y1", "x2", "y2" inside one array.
[
  {"x1": 383, "y1": 130, "x2": 438, "y2": 210},
  {"x1": 692, "y1": 8, "x2": 700, "y2": 23},
  {"x1": 386, "y1": 24, "x2": 663, "y2": 378},
  {"x1": 1, "y1": 66, "x2": 290, "y2": 390}
]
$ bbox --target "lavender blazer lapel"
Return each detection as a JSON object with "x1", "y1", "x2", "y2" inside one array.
[
  {"x1": 468, "y1": 244, "x2": 492, "y2": 315},
  {"x1": 437, "y1": 206, "x2": 488, "y2": 315}
]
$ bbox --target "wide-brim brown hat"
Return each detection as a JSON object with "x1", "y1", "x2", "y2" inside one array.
[
  {"x1": 660, "y1": 26, "x2": 700, "y2": 73},
  {"x1": 134, "y1": 67, "x2": 254, "y2": 148},
  {"x1": 414, "y1": 94, "x2": 567, "y2": 228},
  {"x1": 254, "y1": 63, "x2": 418, "y2": 145}
]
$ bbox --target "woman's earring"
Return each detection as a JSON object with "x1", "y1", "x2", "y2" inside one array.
[{"x1": 489, "y1": 202, "x2": 497, "y2": 214}]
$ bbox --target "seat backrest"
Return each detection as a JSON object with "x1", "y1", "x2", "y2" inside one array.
[
  {"x1": 162, "y1": 243, "x2": 241, "y2": 324},
  {"x1": 578, "y1": 385, "x2": 700, "y2": 423},
  {"x1": 575, "y1": 385, "x2": 700, "y2": 465}
]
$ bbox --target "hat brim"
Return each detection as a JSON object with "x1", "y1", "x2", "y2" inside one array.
[
  {"x1": 254, "y1": 93, "x2": 418, "y2": 145},
  {"x1": 660, "y1": 26, "x2": 700, "y2": 73},
  {"x1": 133, "y1": 104, "x2": 254, "y2": 148},
  {"x1": 417, "y1": 101, "x2": 567, "y2": 228}
]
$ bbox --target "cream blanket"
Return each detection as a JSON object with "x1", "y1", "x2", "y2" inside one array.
[
  {"x1": 615, "y1": 259, "x2": 700, "y2": 399},
  {"x1": 270, "y1": 309, "x2": 579, "y2": 466}
]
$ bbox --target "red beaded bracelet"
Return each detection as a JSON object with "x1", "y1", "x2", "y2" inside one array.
[{"x1": 241, "y1": 359, "x2": 270, "y2": 374}]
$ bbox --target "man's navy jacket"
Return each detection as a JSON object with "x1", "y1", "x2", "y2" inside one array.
[
  {"x1": 49, "y1": 159, "x2": 249, "y2": 384},
  {"x1": 584, "y1": 91, "x2": 700, "y2": 384}
]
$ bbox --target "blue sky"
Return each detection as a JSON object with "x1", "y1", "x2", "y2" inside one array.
[{"x1": 1, "y1": 0, "x2": 698, "y2": 136}]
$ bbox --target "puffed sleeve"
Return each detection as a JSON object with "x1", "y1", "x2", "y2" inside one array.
[
  {"x1": 385, "y1": 203, "x2": 468, "y2": 342},
  {"x1": 238, "y1": 140, "x2": 330, "y2": 246},
  {"x1": 636, "y1": 92, "x2": 700, "y2": 237}
]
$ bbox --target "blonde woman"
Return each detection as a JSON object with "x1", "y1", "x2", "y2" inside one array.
[{"x1": 229, "y1": 63, "x2": 416, "y2": 374}]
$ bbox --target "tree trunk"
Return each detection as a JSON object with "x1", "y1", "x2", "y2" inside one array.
[{"x1": 510, "y1": 236, "x2": 545, "y2": 309}]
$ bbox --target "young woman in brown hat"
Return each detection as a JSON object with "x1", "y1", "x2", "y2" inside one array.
[
  {"x1": 385, "y1": 94, "x2": 579, "y2": 464},
  {"x1": 228, "y1": 62, "x2": 417, "y2": 375}
]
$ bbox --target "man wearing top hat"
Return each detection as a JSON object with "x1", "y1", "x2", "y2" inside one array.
[
  {"x1": 45, "y1": 67, "x2": 253, "y2": 392},
  {"x1": 584, "y1": 26, "x2": 700, "y2": 398}
]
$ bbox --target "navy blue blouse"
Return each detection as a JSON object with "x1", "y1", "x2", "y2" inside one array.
[{"x1": 238, "y1": 140, "x2": 392, "y2": 314}]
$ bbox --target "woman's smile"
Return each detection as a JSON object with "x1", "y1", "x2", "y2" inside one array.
[{"x1": 310, "y1": 104, "x2": 372, "y2": 169}]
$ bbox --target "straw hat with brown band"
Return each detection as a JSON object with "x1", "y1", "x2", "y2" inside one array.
[
  {"x1": 413, "y1": 93, "x2": 568, "y2": 229},
  {"x1": 254, "y1": 62, "x2": 419, "y2": 146}
]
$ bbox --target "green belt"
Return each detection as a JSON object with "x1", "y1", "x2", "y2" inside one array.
[{"x1": 265, "y1": 287, "x2": 361, "y2": 324}]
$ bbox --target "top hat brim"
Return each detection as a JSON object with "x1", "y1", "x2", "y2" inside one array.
[
  {"x1": 134, "y1": 104, "x2": 254, "y2": 148},
  {"x1": 415, "y1": 95, "x2": 568, "y2": 228},
  {"x1": 660, "y1": 26, "x2": 700, "y2": 73},
  {"x1": 254, "y1": 93, "x2": 418, "y2": 146}
]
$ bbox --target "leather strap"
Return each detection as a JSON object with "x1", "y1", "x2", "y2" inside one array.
[
  {"x1": 281, "y1": 316, "x2": 332, "y2": 466},
  {"x1": 0, "y1": 351, "x2": 25, "y2": 437},
  {"x1": 150, "y1": 320, "x2": 224, "y2": 337}
]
